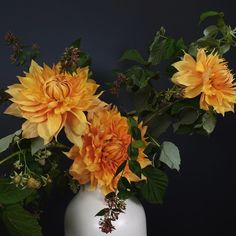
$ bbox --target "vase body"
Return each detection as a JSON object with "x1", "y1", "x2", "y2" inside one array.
[{"x1": 64, "y1": 187, "x2": 147, "y2": 236}]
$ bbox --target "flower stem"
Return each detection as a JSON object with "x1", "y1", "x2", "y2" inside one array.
[{"x1": 0, "y1": 149, "x2": 27, "y2": 165}]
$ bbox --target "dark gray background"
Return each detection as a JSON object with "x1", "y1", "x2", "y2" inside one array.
[{"x1": 0, "y1": 1, "x2": 236, "y2": 235}]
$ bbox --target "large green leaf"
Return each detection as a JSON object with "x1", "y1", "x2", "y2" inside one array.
[
  {"x1": 0, "y1": 130, "x2": 21, "y2": 153},
  {"x1": 1, "y1": 204, "x2": 42, "y2": 236},
  {"x1": 0, "y1": 180, "x2": 35, "y2": 205},
  {"x1": 136, "y1": 166, "x2": 168, "y2": 204},
  {"x1": 159, "y1": 141, "x2": 181, "y2": 171}
]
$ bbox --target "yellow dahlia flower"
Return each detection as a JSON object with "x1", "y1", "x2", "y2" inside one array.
[
  {"x1": 5, "y1": 60, "x2": 104, "y2": 146},
  {"x1": 171, "y1": 48, "x2": 236, "y2": 115},
  {"x1": 66, "y1": 107, "x2": 151, "y2": 195}
]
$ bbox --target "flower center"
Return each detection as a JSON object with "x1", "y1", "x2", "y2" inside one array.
[{"x1": 44, "y1": 76, "x2": 71, "y2": 101}]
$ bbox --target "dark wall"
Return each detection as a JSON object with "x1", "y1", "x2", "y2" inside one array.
[{"x1": 1, "y1": 1, "x2": 236, "y2": 236}]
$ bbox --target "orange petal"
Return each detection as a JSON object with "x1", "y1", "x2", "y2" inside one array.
[
  {"x1": 22, "y1": 121, "x2": 38, "y2": 139},
  {"x1": 4, "y1": 103, "x2": 22, "y2": 117}
]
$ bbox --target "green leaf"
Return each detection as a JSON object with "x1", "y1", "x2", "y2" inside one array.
[
  {"x1": 95, "y1": 208, "x2": 109, "y2": 217},
  {"x1": 132, "y1": 86, "x2": 156, "y2": 113},
  {"x1": 117, "y1": 177, "x2": 133, "y2": 199},
  {"x1": 120, "y1": 49, "x2": 147, "y2": 64},
  {"x1": 159, "y1": 141, "x2": 181, "y2": 171},
  {"x1": 115, "y1": 160, "x2": 127, "y2": 177},
  {"x1": 199, "y1": 11, "x2": 224, "y2": 24},
  {"x1": 128, "y1": 116, "x2": 138, "y2": 128},
  {"x1": 202, "y1": 112, "x2": 217, "y2": 134},
  {"x1": 31, "y1": 137, "x2": 45, "y2": 156},
  {"x1": 132, "y1": 140, "x2": 145, "y2": 148},
  {"x1": 128, "y1": 144, "x2": 139, "y2": 160},
  {"x1": 131, "y1": 127, "x2": 142, "y2": 140},
  {"x1": 173, "y1": 109, "x2": 199, "y2": 132},
  {"x1": 148, "y1": 36, "x2": 176, "y2": 65},
  {"x1": 0, "y1": 180, "x2": 35, "y2": 205},
  {"x1": 118, "y1": 189, "x2": 133, "y2": 200},
  {"x1": 78, "y1": 52, "x2": 91, "y2": 67},
  {"x1": 136, "y1": 166, "x2": 168, "y2": 204},
  {"x1": 2, "y1": 204, "x2": 42, "y2": 236},
  {"x1": 219, "y1": 44, "x2": 230, "y2": 55},
  {"x1": 128, "y1": 160, "x2": 141, "y2": 178},
  {"x1": 69, "y1": 38, "x2": 81, "y2": 48},
  {"x1": 171, "y1": 98, "x2": 199, "y2": 115},
  {"x1": 118, "y1": 177, "x2": 131, "y2": 191},
  {"x1": 0, "y1": 130, "x2": 21, "y2": 153},
  {"x1": 148, "y1": 113, "x2": 172, "y2": 138},
  {"x1": 203, "y1": 25, "x2": 218, "y2": 37}
]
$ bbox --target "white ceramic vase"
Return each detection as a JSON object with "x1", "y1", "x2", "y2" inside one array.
[{"x1": 64, "y1": 186, "x2": 147, "y2": 236}]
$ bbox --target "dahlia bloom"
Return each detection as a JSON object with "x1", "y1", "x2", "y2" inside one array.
[
  {"x1": 66, "y1": 107, "x2": 151, "y2": 195},
  {"x1": 171, "y1": 48, "x2": 236, "y2": 115},
  {"x1": 5, "y1": 60, "x2": 104, "y2": 146}
]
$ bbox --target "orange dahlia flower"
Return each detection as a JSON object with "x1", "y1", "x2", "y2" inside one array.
[
  {"x1": 171, "y1": 48, "x2": 236, "y2": 115},
  {"x1": 5, "y1": 60, "x2": 104, "y2": 146},
  {"x1": 66, "y1": 107, "x2": 151, "y2": 195}
]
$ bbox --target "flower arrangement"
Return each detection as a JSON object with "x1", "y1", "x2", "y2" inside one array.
[{"x1": 0, "y1": 10, "x2": 236, "y2": 235}]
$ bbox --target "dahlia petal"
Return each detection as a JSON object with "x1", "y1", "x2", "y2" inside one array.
[
  {"x1": 46, "y1": 113, "x2": 62, "y2": 139},
  {"x1": 64, "y1": 122, "x2": 83, "y2": 147},
  {"x1": 22, "y1": 121, "x2": 38, "y2": 139},
  {"x1": 4, "y1": 103, "x2": 22, "y2": 117},
  {"x1": 37, "y1": 122, "x2": 51, "y2": 144}
]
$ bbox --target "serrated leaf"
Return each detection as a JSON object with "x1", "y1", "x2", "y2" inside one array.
[
  {"x1": 199, "y1": 11, "x2": 224, "y2": 24},
  {"x1": 0, "y1": 180, "x2": 35, "y2": 205},
  {"x1": 0, "y1": 130, "x2": 21, "y2": 153},
  {"x1": 120, "y1": 49, "x2": 147, "y2": 64},
  {"x1": 202, "y1": 112, "x2": 216, "y2": 134},
  {"x1": 128, "y1": 160, "x2": 141, "y2": 178},
  {"x1": 2, "y1": 204, "x2": 42, "y2": 236},
  {"x1": 136, "y1": 166, "x2": 168, "y2": 204},
  {"x1": 31, "y1": 137, "x2": 45, "y2": 156},
  {"x1": 114, "y1": 160, "x2": 127, "y2": 177},
  {"x1": 159, "y1": 141, "x2": 181, "y2": 171}
]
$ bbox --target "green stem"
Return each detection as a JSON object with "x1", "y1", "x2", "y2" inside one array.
[{"x1": 0, "y1": 149, "x2": 27, "y2": 165}]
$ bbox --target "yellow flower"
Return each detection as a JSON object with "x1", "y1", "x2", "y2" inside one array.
[
  {"x1": 66, "y1": 107, "x2": 151, "y2": 195},
  {"x1": 5, "y1": 60, "x2": 104, "y2": 146},
  {"x1": 171, "y1": 48, "x2": 236, "y2": 115}
]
